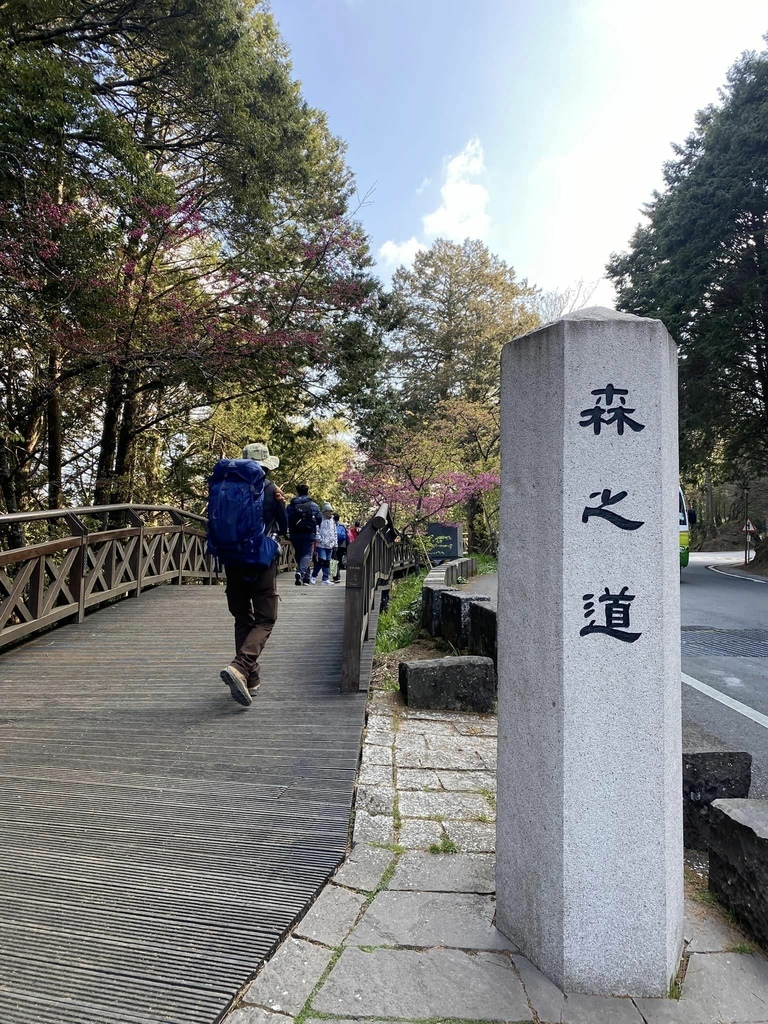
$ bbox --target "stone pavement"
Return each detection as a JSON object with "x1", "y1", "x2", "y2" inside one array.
[{"x1": 221, "y1": 689, "x2": 768, "y2": 1024}]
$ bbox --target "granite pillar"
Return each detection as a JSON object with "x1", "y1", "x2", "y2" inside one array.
[{"x1": 495, "y1": 307, "x2": 683, "y2": 996}]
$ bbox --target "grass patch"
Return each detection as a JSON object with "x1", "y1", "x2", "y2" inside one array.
[
  {"x1": 474, "y1": 813, "x2": 490, "y2": 824},
  {"x1": 375, "y1": 570, "x2": 428, "y2": 655},
  {"x1": 480, "y1": 788, "x2": 496, "y2": 809},
  {"x1": 428, "y1": 835, "x2": 459, "y2": 854},
  {"x1": 726, "y1": 941, "x2": 755, "y2": 955},
  {"x1": 476, "y1": 554, "x2": 498, "y2": 574}
]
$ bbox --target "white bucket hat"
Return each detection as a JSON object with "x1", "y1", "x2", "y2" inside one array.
[{"x1": 242, "y1": 442, "x2": 279, "y2": 471}]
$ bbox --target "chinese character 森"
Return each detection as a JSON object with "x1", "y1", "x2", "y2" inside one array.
[{"x1": 579, "y1": 385, "x2": 645, "y2": 436}]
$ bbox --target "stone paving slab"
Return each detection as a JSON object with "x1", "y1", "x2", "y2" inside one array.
[
  {"x1": 361, "y1": 744, "x2": 393, "y2": 766},
  {"x1": 636, "y1": 951, "x2": 768, "y2": 1022},
  {"x1": 444, "y1": 819, "x2": 497, "y2": 851},
  {"x1": 389, "y1": 851, "x2": 495, "y2": 892},
  {"x1": 352, "y1": 809, "x2": 395, "y2": 844},
  {"x1": 437, "y1": 768, "x2": 497, "y2": 791},
  {"x1": 241, "y1": 938, "x2": 333, "y2": 1016},
  {"x1": 398, "y1": 818, "x2": 444, "y2": 848},
  {"x1": 356, "y1": 783, "x2": 396, "y2": 816},
  {"x1": 332, "y1": 844, "x2": 394, "y2": 892},
  {"x1": 358, "y1": 762, "x2": 393, "y2": 786},
  {"x1": 347, "y1": 890, "x2": 516, "y2": 951},
  {"x1": 295, "y1": 883, "x2": 366, "y2": 946},
  {"x1": 398, "y1": 789, "x2": 492, "y2": 819},
  {"x1": 396, "y1": 746, "x2": 487, "y2": 770},
  {"x1": 685, "y1": 897, "x2": 749, "y2": 953},
  {"x1": 311, "y1": 946, "x2": 533, "y2": 1020},
  {"x1": 226, "y1": 1010, "x2": 293, "y2": 1024},
  {"x1": 561, "y1": 994, "x2": 645, "y2": 1022},
  {"x1": 512, "y1": 954, "x2": 566, "y2": 1022}
]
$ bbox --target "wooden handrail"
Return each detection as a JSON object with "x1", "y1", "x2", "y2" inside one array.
[{"x1": 340, "y1": 504, "x2": 420, "y2": 692}]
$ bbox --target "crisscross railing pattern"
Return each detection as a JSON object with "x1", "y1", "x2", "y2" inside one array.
[{"x1": 0, "y1": 505, "x2": 212, "y2": 649}]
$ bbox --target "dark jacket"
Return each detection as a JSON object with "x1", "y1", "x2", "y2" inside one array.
[
  {"x1": 264, "y1": 480, "x2": 289, "y2": 537},
  {"x1": 287, "y1": 494, "x2": 321, "y2": 538}
]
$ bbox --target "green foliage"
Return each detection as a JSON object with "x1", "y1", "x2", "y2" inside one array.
[
  {"x1": 607, "y1": 40, "x2": 768, "y2": 479},
  {"x1": 428, "y1": 835, "x2": 459, "y2": 854},
  {"x1": 374, "y1": 571, "x2": 427, "y2": 655},
  {"x1": 0, "y1": 1, "x2": 378, "y2": 518},
  {"x1": 476, "y1": 555, "x2": 498, "y2": 574}
]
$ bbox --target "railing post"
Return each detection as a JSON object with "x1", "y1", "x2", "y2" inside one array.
[
  {"x1": 169, "y1": 510, "x2": 185, "y2": 585},
  {"x1": 341, "y1": 556, "x2": 364, "y2": 692},
  {"x1": 127, "y1": 510, "x2": 144, "y2": 597},
  {"x1": 64, "y1": 514, "x2": 87, "y2": 624}
]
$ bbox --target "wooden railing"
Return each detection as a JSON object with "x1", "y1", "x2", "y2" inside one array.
[
  {"x1": 340, "y1": 504, "x2": 420, "y2": 692},
  {"x1": 0, "y1": 505, "x2": 215, "y2": 649},
  {"x1": 0, "y1": 504, "x2": 298, "y2": 651}
]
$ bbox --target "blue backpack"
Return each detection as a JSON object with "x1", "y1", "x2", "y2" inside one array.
[{"x1": 207, "y1": 459, "x2": 280, "y2": 570}]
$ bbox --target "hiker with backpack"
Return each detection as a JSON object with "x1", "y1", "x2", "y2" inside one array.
[
  {"x1": 287, "y1": 483, "x2": 322, "y2": 586},
  {"x1": 207, "y1": 442, "x2": 288, "y2": 708}
]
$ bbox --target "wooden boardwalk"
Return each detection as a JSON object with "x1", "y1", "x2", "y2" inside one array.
[{"x1": 0, "y1": 576, "x2": 365, "y2": 1024}]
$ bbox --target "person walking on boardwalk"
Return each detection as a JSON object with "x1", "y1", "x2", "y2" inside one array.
[
  {"x1": 207, "y1": 442, "x2": 288, "y2": 708},
  {"x1": 287, "y1": 483, "x2": 321, "y2": 586},
  {"x1": 311, "y1": 503, "x2": 337, "y2": 585}
]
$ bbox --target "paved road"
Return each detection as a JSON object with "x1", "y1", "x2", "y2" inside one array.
[
  {"x1": 468, "y1": 555, "x2": 768, "y2": 796},
  {"x1": 682, "y1": 552, "x2": 768, "y2": 796}
]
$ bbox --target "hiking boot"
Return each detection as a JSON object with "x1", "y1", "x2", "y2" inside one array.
[
  {"x1": 294, "y1": 571, "x2": 302, "y2": 587},
  {"x1": 220, "y1": 665, "x2": 252, "y2": 707},
  {"x1": 247, "y1": 678, "x2": 260, "y2": 693},
  {"x1": 302, "y1": 578, "x2": 311, "y2": 586}
]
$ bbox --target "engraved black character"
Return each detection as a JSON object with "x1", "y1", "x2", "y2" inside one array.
[
  {"x1": 579, "y1": 384, "x2": 646, "y2": 436},
  {"x1": 582, "y1": 489, "x2": 644, "y2": 531},
  {"x1": 580, "y1": 587, "x2": 641, "y2": 643}
]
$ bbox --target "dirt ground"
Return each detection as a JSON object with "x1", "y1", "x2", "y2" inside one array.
[{"x1": 370, "y1": 634, "x2": 454, "y2": 691}]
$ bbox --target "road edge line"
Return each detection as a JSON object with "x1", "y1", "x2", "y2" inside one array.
[
  {"x1": 682, "y1": 671, "x2": 768, "y2": 730},
  {"x1": 706, "y1": 564, "x2": 768, "y2": 584}
]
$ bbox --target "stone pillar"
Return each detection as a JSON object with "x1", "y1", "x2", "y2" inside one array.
[{"x1": 496, "y1": 308, "x2": 683, "y2": 996}]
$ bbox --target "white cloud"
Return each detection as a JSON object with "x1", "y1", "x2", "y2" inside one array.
[
  {"x1": 378, "y1": 236, "x2": 427, "y2": 267},
  {"x1": 422, "y1": 137, "x2": 489, "y2": 240},
  {"x1": 378, "y1": 138, "x2": 490, "y2": 273}
]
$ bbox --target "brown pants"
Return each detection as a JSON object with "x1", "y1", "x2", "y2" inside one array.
[{"x1": 225, "y1": 561, "x2": 278, "y2": 687}]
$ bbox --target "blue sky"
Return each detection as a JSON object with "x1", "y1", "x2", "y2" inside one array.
[{"x1": 269, "y1": 0, "x2": 767, "y2": 304}]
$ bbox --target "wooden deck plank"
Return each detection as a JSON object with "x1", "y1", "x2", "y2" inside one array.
[{"x1": 0, "y1": 577, "x2": 364, "y2": 1024}]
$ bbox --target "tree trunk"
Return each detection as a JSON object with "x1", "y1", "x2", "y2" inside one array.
[
  {"x1": 113, "y1": 377, "x2": 139, "y2": 504},
  {"x1": 93, "y1": 363, "x2": 125, "y2": 505},
  {"x1": 47, "y1": 347, "x2": 63, "y2": 511}
]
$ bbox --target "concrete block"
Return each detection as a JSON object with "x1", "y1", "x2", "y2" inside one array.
[
  {"x1": 399, "y1": 656, "x2": 496, "y2": 713},
  {"x1": 469, "y1": 600, "x2": 498, "y2": 665},
  {"x1": 708, "y1": 798, "x2": 768, "y2": 948},
  {"x1": 682, "y1": 748, "x2": 752, "y2": 851},
  {"x1": 441, "y1": 591, "x2": 491, "y2": 650},
  {"x1": 420, "y1": 583, "x2": 456, "y2": 636},
  {"x1": 497, "y1": 308, "x2": 683, "y2": 995}
]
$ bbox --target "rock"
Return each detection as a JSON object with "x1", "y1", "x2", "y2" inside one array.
[
  {"x1": 708, "y1": 798, "x2": 768, "y2": 948},
  {"x1": 468, "y1": 601, "x2": 498, "y2": 665},
  {"x1": 420, "y1": 583, "x2": 457, "y2": 636},
  {"x1": 440, "y1": 592, "x2": 491, "y2": 651},
  {"x1": 399, "y1": 656, "x2": 496, "y2": 713},
  {"x1": 682, "y1": 746, "x2": 752, "y2": 851}
]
